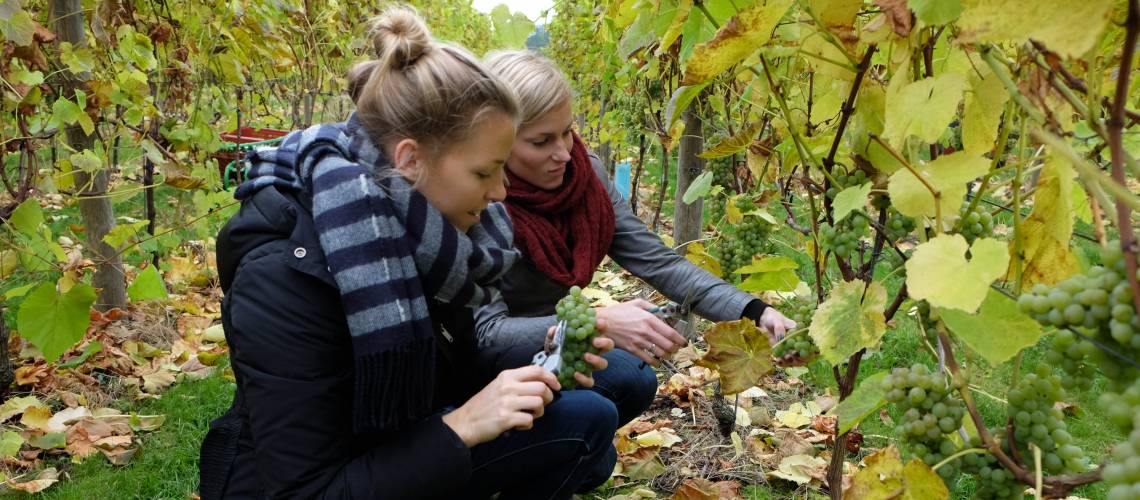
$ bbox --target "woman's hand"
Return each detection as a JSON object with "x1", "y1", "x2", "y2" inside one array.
[
  {"x1": 755, "y1": 307, "x2": 797, "y2": 342},
  {"x1": 442, "y1": 365, "x2": 559, "y2": 447},
  {"x1": 595, "y1": 299, "x2": 687, "y2": 366}
]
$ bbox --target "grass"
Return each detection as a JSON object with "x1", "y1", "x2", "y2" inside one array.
[{"x1": 22, "y1": 370, "x2": 236, "y2": 500}]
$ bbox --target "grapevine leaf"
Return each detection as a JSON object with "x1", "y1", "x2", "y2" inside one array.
[
  {"x1": 680, "y1": 0, "x2": 793, "y2": 86},
  {"x1": 617, "y1": 9, "x2": 656, "y2": 56},
  {"x1": 739, "y1": 268, "x2": 800, "y2": 292},
  {"x1": 657, "y1": 0, "x2": 692, "y2": 54},
  {"x1": 682, "y1": 171, "x2": 715, "y2": 204},
  {"x1": 0, "y1": 8, "x2": 34, "y2": 46},
  {"x1": 16, "y1": 283, "x2": 96, "y2": 364},
  {"x1": 8, "y1": 198, "x2": 43, "y2": 237},
  {"x1": 1009, "y1": 158, "x2": 1079, "y2": 286},
  {"x1": 961, "y1": 67, "x2": 1010, "y2": 155},
  {"x1": 734, "y1": 255, "x2": 798, "y2": 274},
  {"x1": 827, "y1": 371, "x2": 888, "y2": 435},
  {"x1": 957, "y1": 0, "x2": 1115, "y2": 58},
  {"x1": 831, "y1": 182, "x2": 872, "y2": 222},
  {"x1": 808, "y1": 279, "x2": 888, "y2": 366},
  {"x1": 908, "y1": 0, "x2": 962, "y2": 25},
  {"x1": 699, "y1": 121, "x2": 763, "y2": 159},
  {"x1": 685, "y1": 242, "x2": 724, "y2": 278},
  {"x1": 128, "y1": 265, "x2": 168, "y2": 302},
  {"x1": 490, "y1": 5, "x2": 535, "y2": 50},
  {"x1": 102, "y1": 221, "x2": 148, "y2": 250},
  {"x1": 883, "y1": 73, "x2": 965, "y2": 146},
  {"x1": 905, "y1": 235, "x2": 1008, "y2": 313},
  {"x1": 666, "y1": 83, "x2": 711, "y2": 128},
  {"x1": 887, "y1": 152, "x2": 990, "y2": 219},
  {"x1": 846, "y1": 445, "x2": 950, "y2": 500},
  {"x1": 940, "y1": 289, "x2": 1043, "y2": 365},
  {"x1": 807, "y1": 0, "x2": 863, "y2": 34},
  {"x1": 726, "y1": 196, "x2": 744, "y2": 224},
  {"x1": 695, "y1": 319, "x2": 774, "y2": 394},
  {"x1": 0, "y1": 395, "x2": 43, "y2": 421}
]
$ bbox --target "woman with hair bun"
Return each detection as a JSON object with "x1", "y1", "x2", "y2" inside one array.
[
  {"x1": 479, "y1": 50, "x2": 797, "y2": 428},
  {"x1": 199, "y1": 9, "x2": 618, "y2": 499}
]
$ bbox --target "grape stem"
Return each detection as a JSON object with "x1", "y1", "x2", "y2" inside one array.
[
  {"x1": 931, "y1": 447, "x2": 988, "y2": 471},
  {"x1": 1105, "y1": 0, "x2": 1140, "y2": 320},
  {"x1": 869, "y1": 135, "x2": 943, "y2": 235},
  {"x1": 1030, "y1": 443, "x2": 1043, "y2": 500}
]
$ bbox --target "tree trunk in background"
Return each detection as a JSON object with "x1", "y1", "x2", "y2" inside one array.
[
  {"x1": 53, "y1": 0, "x2": 127, "y2": 310},
  {"x1": 673, "y1": 107, "x2": 704, "y2": 252},
  {"x1": 598, "y1": 141, "x2": 612, "y2": 176}
]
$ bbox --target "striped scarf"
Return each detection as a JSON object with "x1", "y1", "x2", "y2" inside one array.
[{"x1": 234, "y1": 114, "x2": 520, "y2": 433}]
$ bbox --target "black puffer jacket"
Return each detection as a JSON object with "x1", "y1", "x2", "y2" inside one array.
[{"x1": 199, "y1": 185, "x2": 492, "y2": 499}]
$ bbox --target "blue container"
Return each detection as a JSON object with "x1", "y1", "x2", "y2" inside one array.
[{"x1": 614, "y1": 160, "x2": 632, "y2": 200}]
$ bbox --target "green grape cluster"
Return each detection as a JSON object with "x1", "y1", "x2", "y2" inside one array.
[
  {"x1": 1098, "y1": 378, "x2": 1140, "y2": 432},
  {"x1": 718, "y1": 215, "x2": 772, "y2": 278},
  {"x1": 825, "y1": 168, "x2": 869, "y2": 199},
  {"x1": 554, "y1": 286, "x2": 599, "y2": 390},
  {"x1": 882, "y1": 364, "x2": 967, "y2": 481},
  {"x1": 885, "y1": 209, "x2": 917, "y2": 241},
  {"x1": 1043, "y1": 329, "x2": 1097, "y2": 391},
  {"x1": 1103, "y1": 414, "x2": 1140, "y2": 500},
  {"x1": 954, "y1": 202, "x2": 994, "y2": 243},
  {"x1": 773, "y1": 330, "x2": 818, "y2": 360},
  {"x1": 819, "y1": 213, "x2": 870, "y2": 260},
  {"x1": 960, "y1": 435, "x2": 1021, "y2": 499},
  {"x1": 784, "y1": 299, "x2": 815, "y2": 329},
  {"x1": 1007, "y1": 365, "x2": 1088, "y2": 474},
  {"x1": 1017, "y1": 241, "x2": 1139, "y2": 384}
]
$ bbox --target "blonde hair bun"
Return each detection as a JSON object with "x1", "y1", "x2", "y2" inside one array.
[{"x1": 371, "y1": 8, "x2": 432, "y2": 71}]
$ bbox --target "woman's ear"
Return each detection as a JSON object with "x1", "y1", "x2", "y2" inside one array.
[{"x1": 391, "y1": 138, "x2": 422, "y2": 182}]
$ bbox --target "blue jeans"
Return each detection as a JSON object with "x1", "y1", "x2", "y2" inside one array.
[
  {"x1": 463, "y1": 390, "x2": 618, "y2": 500},
  {"x1": 590, "y1": 348, "x2": 659, "y2": 427}
]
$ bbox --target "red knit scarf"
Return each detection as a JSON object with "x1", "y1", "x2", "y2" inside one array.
[{"x1": 504, "y1": 133, "x2": 615, "y2": 288}]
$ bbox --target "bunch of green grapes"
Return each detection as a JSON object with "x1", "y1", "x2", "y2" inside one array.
[
  {"x1": 1098, "y1": 378, "x2": 1140, "y2": 432},
  {"x1": 954, "y1": 202, "x2": 994, "y2": 243},
  {"x1": 1007, "y1": 365, "x2": 1088, "y2": 474},
  {"x1": 783, "y1": 299, "x2": 815, "y2": 329},
  {"x1": 819, "y1": 212, "x2": 870, "y2": 260},
  {"x1": 825, "y1": 168, "x2": 869, "y2": 199},
  {"x1": 1043, "y1": 329, "x2": 1097, "y2": 391},
  {"x1": 1017, "y1": 241, "x2": 1139, "y2": 384},
  {"x1": 554, "y1": 286, "x2": 599, "y2": 390},
  {"x1": 885, "y1": 209, "x2": 917, "y2": 241},
  {"x1": 718, "y1": 215, "x2": 772, "y2": 278},
  {"x1": 1103, "y1": 413, "x2": 1140, "y2": 500},
  {"x1": 772, "y1": 330, "x2": 818, "y2": 360},
  {"x1": 960, "y1": 434, "x2": 1021, "y2": 499},
  {"x1": 882, "y1": 364, "x2": 967, "y2": 481}
]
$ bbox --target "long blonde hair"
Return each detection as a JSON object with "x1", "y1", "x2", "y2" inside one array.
[
  {"x1": 484, "y1": 50, "x2": 573, "y2": 126},
  {"x1": 348, "y1": 7, "x2": 519, "y2": 160}
]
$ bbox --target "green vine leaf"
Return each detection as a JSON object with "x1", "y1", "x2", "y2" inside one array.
[
  {"x1": 887, "y1": 152, "x2": 990, "y2": 220},
  {"x1": 908, "y1": 0, "x2": 962, "y2": 26},
  {"x1": 695, "y1": 319, "x2": 774, "y2": 394},
  {"x1": 809, "y1": 279, "x2": 888, "y2": 365},
  {"x1": 8, "y1": 198, "x2": 43, "y2": 237},
  {"x1": 940, "y1": 289, "x2": 1043, "y2": 365},
  {"x1": 831, "y1": 182, "x2": 872, "y2": 222},
  {"x1": 682, "y1": 171, "x2": 715, "y2": 204},
  {"x1": 883, "y1": 73, "x2": 965, "y2": 146},
  {"x1": 828, "y1": 371, "x2": 888, "y2": 435},
  {"x1": 17, "y1": 283, "x2": 96, "y2": 364},
  {"x1": 905, "y1": 235, "x2": 1008, "y2": 313},
  {"x1": 128, "y1": 265, "x2": 169, "y2": 303},
  {"x1": 961, "y1": 66, "x2": 1010, "y2": 155}
]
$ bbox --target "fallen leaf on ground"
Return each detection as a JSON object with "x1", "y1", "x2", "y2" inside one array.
[{"x1": 670, "y1": 477, "x2": 743, "y2": 499}]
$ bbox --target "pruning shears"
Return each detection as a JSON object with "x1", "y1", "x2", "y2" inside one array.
[
  {"x1": 531, "y1": 319, "x2": 567, "y2": 374},
  {"x1": 648, "y1": 286, "x2": 697, "y2": 340}
]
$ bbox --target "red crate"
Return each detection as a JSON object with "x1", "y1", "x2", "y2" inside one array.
[{"x1": 212, "y1": 127, "x2": 290, "y2": 184}]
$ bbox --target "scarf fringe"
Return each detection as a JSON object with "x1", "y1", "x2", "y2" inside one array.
[{"x1": 353, "y1": 336, "x2": 437, "y2": 433}]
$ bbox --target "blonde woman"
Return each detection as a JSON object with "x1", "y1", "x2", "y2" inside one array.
[
  {"x1": 479, "y1": 50, "x2": 796, "y2": 427},
  {"x1": 199, "y1": 12, "x2": 616, "y2": 499}
]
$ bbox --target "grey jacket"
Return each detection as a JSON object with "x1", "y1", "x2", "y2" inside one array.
[{"x1": 475, "y1": 156, "x2": 756, "y2": 356}]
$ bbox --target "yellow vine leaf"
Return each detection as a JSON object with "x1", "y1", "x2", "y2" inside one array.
[
  {"x1": 883, "y1": 73, "x2": 966, "y2": 147},
  {"x1": 1009, "y1": 158, "x2": 1079, "y2": 286},
  {"x1": 845, "y1": 445, "x2": 949, "y2": 499},
  {"x1": 808, "y1": 279, "x2": 888, "y2": 366},
  {"x1": 680, "y1": 0, "x2": 793, "y2": 86},
  {"x1": 700, "y1": 121, "x2": 764, "y2": 159},
  {"x1": 657, "y1": 0, "x2": 692, "y2": 55},
  {"x1": 906, "y1": 235, "x2": 1009, "y2": 313},
  {"x1": 685, "y1": 241, "x2": 724, "y2": 278},
  {"x1": 957, "y1": 0, "x2": 1115, "y2": 59},
  {"x1": 887, "y1": 152, "x2": 990, "y2": 220},
  {"x1": 961, "y1": 67, "x2": 1010, "y2": 155}
]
